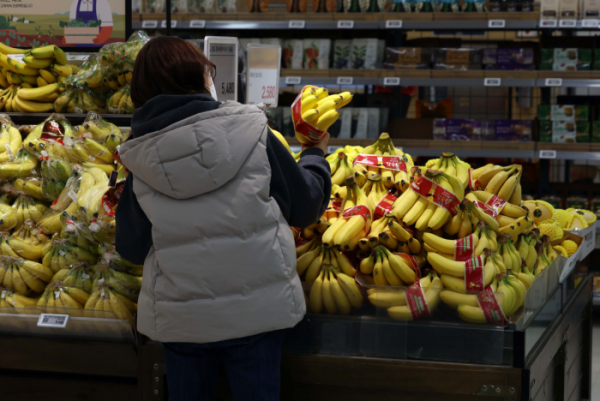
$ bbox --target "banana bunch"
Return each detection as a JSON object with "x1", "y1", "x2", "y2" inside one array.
[
  {"x1": 15, "y1": 83, "x2": 61, "y2": 113},
  {"x1": 84, "y1": 285, "x2": 135, "y2": 327},
  {"x1": 367, "y1": 273, "x2": 432, "y2": 308},
  {"x1": 51, "y1": 263, "x2": 93, "y2": 294},
  {"x1": 522, "y1": 200, "x2": 557, "y2": 225},
  {"x1": 91, "y1": 262, "x2": 142, "y2": 303},
  {"x1": 74, "y1": 166, "x2": 111, "y2": 220},
  {"x1": 103, "y1": 70, "x2": 131, "y2": 92},
  {"x1": 98, "y1": 243, "x2": 143, "y2": 276},
  {"x1": 77, "y1": 112, "x2": 126, "y2": 154},
  {"x1": 298, "y1": 217, "x2": 330, "y2": 242},
  {"x1": 0, "y1": 255, "x2": 53, "y2": 295},
  {"x1": 42, "y1": 238, "x2": 97, "y2": 274},
  {"x1": 444, "y1": 198, "x2": 498, "y2": 238},
  {"x1": 297, "y1": 245, "x2": 357, "y2": 282},
  {"x1": 357, "y1": 216, "x2": 422, "y2": 255},
  {"x1": 515, "y1": 232, "x2": 540, "y2": 273},
  {"x1": 424, "y1": 223, "x2": 490, "y2": 260},
  {"x1": 362, "y1": 175, "x2": 390, "y2": 208},
  {"x1": 532, "y1": 240, "x2": 554, "y2": 276},
  {"x1": 0, "y1": 148, "x2": 37, "y2": 180},
  {"x1": 296, "y1": 236, "x2": 321, "y2": 258},
  {"x1": 11, "y1": 194, "x2": 48, "y2": 230},
  {"x1": 54, "y1": 87, "x2": 106, "y2": 114},
  {"x1": 23, "y1": 117, "x2": 70, "y2": 159},
  {"x1": 40, "y1": 157, "x2": 72, "y2": 200},
  {"x1": 0, "y1": 120, "x2": 22, "y2": 163},
  {"x1": 496, "y1": 234, "x2": 523, "y2": 274},
  {"x1": 297, "y1": 87, "x2": 353, "y2": 142},
  {"x1": 542, "y1": 235, "x2": 558, "y2": 263},
  {"x1": 321, "y1": 176, "x2": 374, "y2": 250},
  {"x1": 0, "y1": 85, "x2": 20, "y2": 112},
  {"x1": 425, "y1": 152, "x2": 471, "y2": 190},
  {"x1": 392, "y1": 168, "x2": 464, "y2": 230},
  {"x1": 37, "y1": 178, "x2": 81, "y2": 234},
  {"x1": 60, "y1": 211, "x2": 107, "y2": 254},
  {"x1": 471, "y1": 164, "x2": 523, "y2": 205},
  {"x1": 307, "y1": 264, "x2": 363, "y2": 315},
  {"x1": 440, "y1": 277, "x2": 499, "y2": 310},
  {"x1": 11, "y1": 177, "x2": 45, "y2": 201},
  {"x1": 326, "y1": 146, "x2": 362, "y2": 167},
  {"x1": 467, "y1": 191, "x2": 530, "y2": 239},
  {"x1": 359, "y1": 245, "x2": 424, "y2": 286},
  {"x1": 0, "y1": 202, "x2": 17, "y2": 231},
  {"x1": 5, "y1": 220, "x2": 49, "y2": 261},
  {"x1": 37, "y1": 281, "x2": 91, "y2": 317},
  {"x1": 428, "y1": 252, "x2": 494, "y2": 293},
  {"x1": 0, "y1": 287, "x2": 37, "y2": 310},
  {"x1": 107, "y1": 84, "x2": 135, "y2": 114},
  {"x1": 387, "y1": 274, "x2": 443, "y2": 321},
  {"x1": 330, "y1": 152, "x2": 354, "y2": 186}
]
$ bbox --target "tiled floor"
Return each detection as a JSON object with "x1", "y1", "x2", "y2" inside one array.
[{"x1": 593, "y1": 323, "x2": 600, "y2": 400}]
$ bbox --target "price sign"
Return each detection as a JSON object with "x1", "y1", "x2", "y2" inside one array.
[
  {"x1": 488, "y1": 19, "x2": 506, "y2": 28},
  {"x1": 337, "y1": 20, "x2": 354, "y2": 29},
  {"x1": 385, "y1": 20, "x2": 402, "y2": 28},
  {"x1": 539, "y1": 150, "x2": 557, "y2": 159},
  {"x1": 142, "y1": 20, "x2": 158, "y2": 29},
  {"x1": 337, "y1": 77, "x2": 354, "y2": 85},
  {"x1": 540, "y1": 19, "x2": 558, "y2": 28},
  {"x1": 289, "y1": 20, "x2": 306, "y2": 28},
  {"x1": 582, "y1": 19, "x2": 599, "y2": 27},
  {"x1": 37, "y1": 313, "x2": 69, "y2": 329},
  {"x1": 161, "y1": 20, "x2": 177, "y2": 28},
  {"x1": 285, "y1": 76, "x2": 302, "y2": 85},
  {"x1": 383, "y1": 77, "x2": 401, "y2": 86},
  {"x1": 559, "y1": 19, "x2": 576, "y2": 27},
  {"x1": 190, "y1": 20, "x2": 206, "y2": 28},
  {"x1": 545, "y1": 78, "x2": 563, "y2": 87},
  {"x1": 205, "y1": 37, "x2": 239, "y2": 102},
  {"x1": 246, "y1": 44, "x2": 281, "y2": 107},
  {"x1": 484, "y1": 78, "x2": 501, "y2": 86}
]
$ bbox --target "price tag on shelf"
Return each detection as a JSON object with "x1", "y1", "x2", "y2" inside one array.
[
  {"x1": 545, "y1": 78, "x2": 563, "y2": 87},
  {"x1": 559, "y1": 19, "x2": 577, "y2": 27},
  {"x1": 142, "y1": 20, "x2": 158, "y2": 29},
  {"x1": 539, "y1": 19, "x2": 558, "y2": 28},
  {"x1": 189, "y1": 20, "x2": 206, "y2": 28},
  {"x1": 582, "y1": 19, "x2": 599, "y2": 27},
  {"x1": 484, "y1": 78, "x2": 501, "y2": 86},
  {"x1": 285, "y1": 76, "x2": 302, "y2": 85},
  {"x1": 385, "y1": 20, "x2": 402, "y2": 28},
  {"x1": 37, "y1": 314, "x2": 69, "y2": 329},
  {"x1": 383, "y1": 77, "x2": 401, "y2": 86},
  {"x1": 288, "y1": 20, "x2": 306, "y2": 28},
  {"x1": 539, "y1": 150, "x2": 557, "y2": 159},
  {"x1": 161, "y1": 20, "x2": 177, "y2": 28},
  {"x1": 205, "y1": 37, "x2": 238, "y2": 102},
  {"x1": 246, "y1": 44, "x2": 281, "y2": 107},
  {"x1": 488, "y1": 19, "x2": 506, "y2": 28},
  {"x1": 337, "y1": 20, "x2": 354, "y2": 29},
  {"x1": 337, "y1": 77, "x2": 354, "y2": 85}
]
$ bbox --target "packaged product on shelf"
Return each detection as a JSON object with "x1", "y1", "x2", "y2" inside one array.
[
  {"x1": 249, "y1": 0, "x2": 270, "y2": 12},
  {"x1": 146, "y1": 0, "x2": 166, "y2": 12},
  {"x1": 54, "y1": 86, "x2": 107, "y2": 114},
  {"x1": 433, "y1": 48, "x2": 483, "y2": 70},
  {"x1": 188, "y1": 0, "x2": 216, "y2": 11},
  {"x1": 540, "y1": 49, "x2": 592, "y2": 71},
  {"x1": 261, "y1": 38, "x2": 282, "y2": 47},
  {"x1": 312, "y1": 0, "x2": 334, "y2": 12},
  {"x1": 482, "y1": 48, "x2": 534, "y2": 66},
  {"x1": 540, "y1": 0, "x2": 559, "y2": 19},
  {"x1": 239, "y1": 38, "x2": 261, "y2": 50},
  {"x1": 367, "y1": 108, "x2": 380, "y2": 139},
  {"x1": 303, "y1": 39, "x2": 331, "y2": 70},
  {"x1": 566, "y1": 194, "x2": 588, "y2": 209},
  {"x1": 132, "y1": 0, "x2": 142, "y2": 13},
  {"x1": 537, "y1": 104, "x2": 588, "y2": 122},
  {"x1": 559, "y1": 0, "x2": 578, "y2": 19},
  {"x1": 541, "y1": 194, "x2": 562, "y2": 208},
  {"x1": 333, "y1": 40, "x2": 352, "y2": 70},
  {"x1": 384, "y1": 47, "x2": 432, "y2": 69},
  {"x1": 414, "y1": 0, "x2": 434, "y2": 11},
  {"x1": 489, "y1": 0, "x2": 517, "y2": 12},
  {"x1": 582, "y1": 0, "x2": 600, "y2": 18},
  {"x1": 343, "y1": 0, "x2": 368, "y2": 12},
  {"x1": 433, "y1": 119, "x2": 482, "y2": 141},
  {"x1": 171, "y1": 0, "x2": 189, "y2": 12},
  {"x1": 593, "y1": 121, "x2": 600, "y2": 142},
  {"x1": 107, "y1": 84, "x2": 135, "y2": 115},
  {"x1": 287, "y1": 0, "x2": 309, "y2": 12},
  {"x1": 438, "y1": 0, "x2": 460, "y2": 11},
  {"x1": 485, "y1": 64, "x2": 536, "y2": 71},
  {"x1": 338, "y1": 108, "x2": 353, "y2": 138},
  {"x1": 217, "y1": 0, "x2": 238, "y2": 12},
  {"x1": 416, "y1": 98, "x2": 453, "y2": 119},
  {"x1": 351, "y1": 39, "x2": 379, "y2": 70},
  {"x1": 462, "y1": 0, "x2": 486, "y2": 11},
  {"x1": 488, "y1": 120, "x2": 533, "y2": 141},
  {"x1": 539, "y1": 120, "x2": 590, "y2": 143},
  {"x1": 283, "y1": 40, "x2": 304, "y2": 69},
  {"x1": 520, "y1": 0, "x2": 534, "y2": 11},
  {"x1": 353, "y1": 108, "x2": 369, "y2": 139},
  {"x1": 390, "y1": 0, "x2": 413, "y2": 11}
]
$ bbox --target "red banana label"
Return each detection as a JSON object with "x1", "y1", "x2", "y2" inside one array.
[
  {"x1": 342, "y1": 205, "x2": 371, "y2": 232},
  {"x1": 472, "y1": 200, "x2": 497, "y2": 218},
  {"x1": 291, "y1": 86, "x2": 326, "y2": 143},
  {"x1": 477, "y1": 286, "x2": 508, "y2": 324},
  {"x1": 353, "y1": 154, "x2": 408, "y2": 173},
  {"x1": 454, "y1": 233, "x2": 476, "y2": 261},
  {"x1": 410, "y1": 175, "x2": 461, "y2": 216},
  {"x1": 405, "y1": 281, "x2": 430, "y2": 320},
  {"x1": 373, "y1": 192, "x2": 398, "y2": 220},
  {"x1": 485, "y1": 195, "x2": 507, "y2": 216},
  {"x1": 468, "y1": 168, "x2": 480, "y2": 191},
  {"x1": 464, "y1": 255, "x2": 485, "y2": 294},
  {"x1": 327, "y1": 199, "x2": 342, "y2": 212}
]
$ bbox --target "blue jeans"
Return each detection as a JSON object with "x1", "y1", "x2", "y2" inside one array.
[{"x1": 163, "y1": 330, "x2": 285, "y2": 401}]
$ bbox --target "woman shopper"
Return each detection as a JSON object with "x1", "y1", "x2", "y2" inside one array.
[{"x1": 115, "y1": 36, "x2": 331, "y2": 401}]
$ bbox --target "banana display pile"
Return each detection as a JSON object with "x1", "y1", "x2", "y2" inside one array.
[
  {"x1": 0, "y1": 32, "x2": 148, "y2": 115},
  {"x1": 294, "y1": 134, "x2": 592, "y2": 325},
  {"x1": 0, "y1": 112, "x2": 141, "y2": 328}
]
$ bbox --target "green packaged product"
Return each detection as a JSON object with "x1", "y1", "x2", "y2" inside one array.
[
  {"x1": 537, "y1": 104, "x2": 588, "y2": 122},
  {"x1": 539, "y1": 120, "x2": 552, "y2": 142},
  {"x1": 592, "y1": 121, "x2": 600, "y2": 142},
  {"x1": 540, "y1": 48, "x2": 592, "y2": 71}
]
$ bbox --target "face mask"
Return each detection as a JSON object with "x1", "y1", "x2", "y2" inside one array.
[{"x1": 208, "y1": 83, "x2": 218, "y2": 100}]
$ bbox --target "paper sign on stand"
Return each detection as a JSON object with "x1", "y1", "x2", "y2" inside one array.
[
  {"x1": 246, "y1": 44, "x2": 281, "y2": 107},
  {"x1": 204, "y1": 37, "x2": 239, "y2": 102}
]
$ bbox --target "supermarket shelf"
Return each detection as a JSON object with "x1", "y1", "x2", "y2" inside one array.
[{"x1": 4, "y1": 113, "x2": 134, "y2": 126}]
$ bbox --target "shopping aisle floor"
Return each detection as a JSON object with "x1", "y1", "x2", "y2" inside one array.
[{"x1": 593, "y1": 322, "x2": 600, "y2": 400}]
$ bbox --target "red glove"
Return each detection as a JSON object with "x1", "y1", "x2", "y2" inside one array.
[{"x1": 93, "y1": 26, "x2": 113, "y2": 45}]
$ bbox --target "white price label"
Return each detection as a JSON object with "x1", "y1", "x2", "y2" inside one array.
[
  {"x1": 337, "y1": 20, "x2": 354, "y2": 29},
  {"x1": 247, "y1": 68, "x2": 279, "y2": 106},
  {"x1": 1, "y1": 290, "x2": 5, "y2": 299},
  {"x1": 285, "y1": 76, "x2": 302, "y2": 85},
  {"x1": 385, "y1": 20, "x2": 402, "y2": 28},
  {"x1": 98, "y1": 278, "x2": 105, "y2": 284},
  {"x1": 540, "y1": 19, "x2": 558, "y2": 28},
  {"x1": 8, "y1": 54, "x2": 24, "y2": 63},
  {"x1": 539, "y1": 150, "x2": 557, "y2": 159},
  {"x1": 288, "y1": 20, "x2": 305, "y2": 28},
  {"x1": 55, "y1": 291, "x2": 60, "y2": 299},
  {"x1": 545, "y1": 78, "x2": 562, "y2": 86},
  {"x1": 205, "y1": 38, "x2": 238, "y2": 102},
  {"x1": 383, "y1": 77, "x2": 401, "y2": 86},
  {"x1": 161, "y1": 20, "x2": 177, "y2": 28},
  {"x1": 337, "y1": 77, "x2": 354, "y2": 85},
  {"x1": 142, "y1": 20, "x2": 158, "y2": 29},
  {"x1": 582, "y1": 19, "x2": 599, "y2": 27},
  {"x1": 559, "y1": 19, "x2": 576, "y2": 27},
  {"x1": 58, "y1": 250, "x2": 65, "y2": 256},
  {"x1": 82, "y1": 274, "x2": 90, "y2": 279},
  {"x1": 37, "y1": 313, "x2": 69, "y2": 329},
  {"x1": 488, "y1": 19, "x2": 506, "y2": 28},
  {"x1": 484, "y1": 78, "x2": 501, "y2": 86},
  {"x1": 189, "y1": 20, "x2": 206, "y2": 28}
]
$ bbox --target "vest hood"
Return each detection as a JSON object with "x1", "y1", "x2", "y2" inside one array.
[{"x1": 119, "y1": 102, "x2": 268, "y2": 200}]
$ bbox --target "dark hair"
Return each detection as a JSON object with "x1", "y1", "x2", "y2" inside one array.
[{"x1": 130, "y1": 36, "x2": 216, "y2": 108}]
